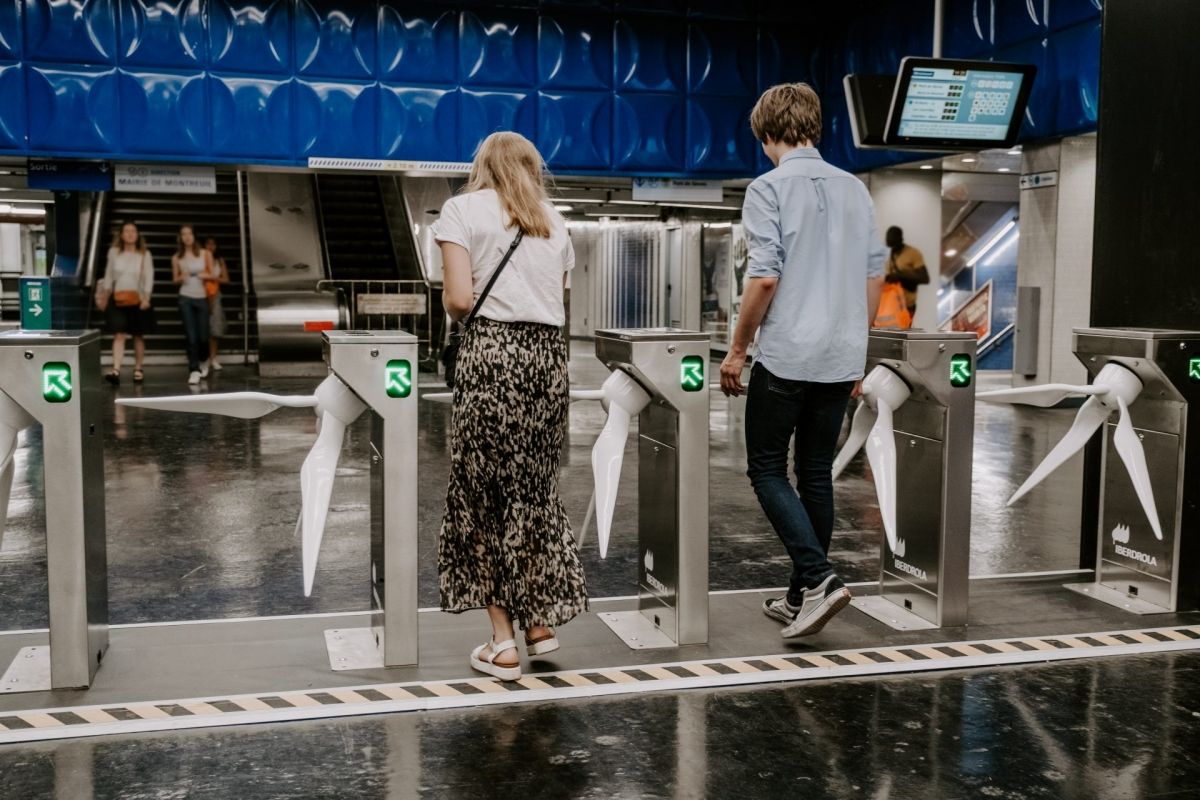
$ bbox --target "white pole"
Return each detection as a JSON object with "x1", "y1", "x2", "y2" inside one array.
[{"x1": 933, "y1": 0, "x2": 945, "y2": 58}]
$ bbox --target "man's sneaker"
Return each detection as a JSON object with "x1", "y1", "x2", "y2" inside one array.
[
  {"x1": 188, "y1": 370, "x2": 201, "y2": 385},
  {"x1": 762, "y1": 596, "x2": 801, "y2": 625},
  {"x1": 199, "y1": 360, "x2": 210, "y2": 378},
  {"x1": 781, "y1": 574, "x2": 851, "y2": 639}
]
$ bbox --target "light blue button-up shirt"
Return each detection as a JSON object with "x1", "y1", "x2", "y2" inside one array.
[{"x1": 743, "y1": 147, "x2": 886, "y2": 382}]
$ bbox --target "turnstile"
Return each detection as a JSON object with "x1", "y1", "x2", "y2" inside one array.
[
  {"x1": 593, "y1": 328, "x2": 710, "y2": 648},
  {"x1": 847, "y1": 330, "x2": 976, "y2": 631},
  {"x1": 0, "y1": 330, "x2": 107, "y2": 691},
  {"x1": 1062, "y1": 328, "x2": 1200, "y2": 613}
]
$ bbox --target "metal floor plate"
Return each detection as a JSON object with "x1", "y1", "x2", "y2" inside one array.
[
  {"x1": 1063, "y1": 581, "x2": 1175, "y2": 615},
  {"x1": 598, "y1": 611, "x2": 680, "y2": 649},
  {"x1": 850, "y1": 596, "x2": 940, "y2": 631},
  {"x1": 324, "y1": 628, "x2": 384, "y2": 671},
  {"x1": 1, "y1": 646, "x2": 50, "y2": 694}
]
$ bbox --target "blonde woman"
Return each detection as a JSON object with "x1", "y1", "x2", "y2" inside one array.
[
  {"x1": 97, "y1": 220, "x2": 155, "y2": 385},
  {"x1": 433, "y1": 131, "x2": 587, "y2": 681},
  {"x1": 172, "y1": 225, "x2": 214, "y2": 385}
]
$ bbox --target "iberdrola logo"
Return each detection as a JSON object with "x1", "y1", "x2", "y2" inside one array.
[
  {"x1": 1112, "y1": 523, "x2": 1157, "y2": 566},
  {"x1": 1111, "y1": 524, "x2": 1131, "y2": 544}
]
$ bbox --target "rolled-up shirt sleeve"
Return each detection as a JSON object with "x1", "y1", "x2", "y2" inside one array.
[
  {"x1": 743, "y1": 180, "x2": 784, "y2": 279},
  {"x1": 430, "y1": 196, "x2": 469, "y2": 250},
  {"x1": 865, "y1": 203, "x2": 886, "y2": 279}
]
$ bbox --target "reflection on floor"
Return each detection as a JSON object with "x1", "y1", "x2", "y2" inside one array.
[
  {"x1": 3, "y1": 651, "x2": 1197, "y2": 799},
  {"x1": 0, "y1": 348, "x2": 1085, "y2": 629}
]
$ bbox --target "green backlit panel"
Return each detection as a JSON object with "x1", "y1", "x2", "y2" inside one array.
[
  {"x1": 43, "y1": 362, "x2": 72, "y2": 403},
  {"x1": 385, "y1": 359, "x2": 412, "y2": 398},
  {"x1": 949, "y1": 354, "x2": 973, "y2": 388},
  {"x1": 1189, "y1": 356, "x2": 1200, "y2": 383},
  {"x1": 681, "y1": 355, "x2": 704, "y2": 392}
]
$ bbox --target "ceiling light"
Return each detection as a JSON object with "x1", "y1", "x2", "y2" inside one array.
[
  {"x1": 554, "y1": 204, "x2": 573, "y2": 212},
  {"x1": 961, "y1": 157, "x2": 976, "y2": 163},
  {"x1": 583, "y1": 211, "x2": 659, "y2": 219},
  {"x1": 920, "y1": 164, "x2": 934, "y2": 170},
  {"x1": 1007, "y1": 149, "x2": 1021, "y2": 155},
  {"x1": 944, "y1": 248, "x2": 958, "y2": 257},
  {"x1": 997, "y1": 167, "x2": 1011, "y2": 172}
]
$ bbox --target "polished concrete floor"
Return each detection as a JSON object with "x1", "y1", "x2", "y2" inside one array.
[{"x1": 0, "y1": 345, "x2": 1084, "y2": 628}]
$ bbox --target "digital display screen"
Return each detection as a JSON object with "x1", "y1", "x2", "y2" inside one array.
[{"x1": 884, "y1": 58, "x2": 1036, "y2": 149}]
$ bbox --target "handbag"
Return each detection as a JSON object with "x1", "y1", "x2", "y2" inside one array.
[
  {"x1": 442, "y1": 230, "x2": 524, "y2": 388},
  {"x1": 114, "y1": 290, "x2": 141, "y2": 307},
  {"x1": 873, "y1": 281, "x2": 913, "y2": 329}
]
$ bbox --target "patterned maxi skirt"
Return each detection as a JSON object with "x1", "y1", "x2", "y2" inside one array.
[{"x1": 439, "y1": 317, "x2": 589, "y2": 628}]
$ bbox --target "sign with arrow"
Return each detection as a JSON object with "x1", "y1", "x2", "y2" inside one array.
[
  {"x1": 20, "y1": 277, "x2": 51, "y2": 331},
  {"x1": 949, "y1": 354, "x2": 973, "y2": 388},
  {"x1": 1189, "y1": 357, "x2": 1200, "y2": 383},
  {"x1": 42, "y1": 363, "x2": 72, "y2": 403},
  {"x1": 385, "y1": 360, "x2": 412, "y2": 398},
  {"x1": 680, "y1": 355, "x2": 705, "y2": 392}
]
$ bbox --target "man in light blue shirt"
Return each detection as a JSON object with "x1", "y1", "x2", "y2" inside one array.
[{"x1": 720, "y1": 83, "x2": 885, "y2": 639}]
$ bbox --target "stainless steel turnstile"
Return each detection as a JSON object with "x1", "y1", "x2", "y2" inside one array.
[
  {"x1": 0, "y1": 330, "x2": 107, "y2": 691},
  {"x1": 1063, "y1": 328, "x2": 1200, "y2": 613},
  {"x1": 321, "y1": 331, "x2": 420, "y2": 669},
  {"x1": 594, "y1": 328, "x2": 710, "y2": 648},
  {"x1": 851, "y1": 330, "x2": 976, "y2": 631}
]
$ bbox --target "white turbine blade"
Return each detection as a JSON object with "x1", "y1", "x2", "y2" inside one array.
[
  {"x1": 1008, "y1": 395, "x2": 1110, "y2": 506},
  {"x1": 118, "y1": 392, "x2": 319, "y2": 419},
  {"x1": 592, "y1": 408, "x2": 631, "y2": 559},
  {"x1": 421, "y1": 392, "x2": 453, "y2": 404},
  {"x1": 832, "y1": 400, "x2": 876, "y2": 479},
  {"x1": 1113, "y1": 398, "x2": 1164, "y2": 541},
  {"x1": 0, "y1": 458, "x2": 12, "y2": 553},
  {"x1": 577, "y1": 490, "x2": 596, "y2": 547},
  {"x1": 864, "y1": 401, "x2": 900, "y2": 552},
  {"x1": 569, "y1": 389, "x2": 605, "y2": 402},
  {"x1": 978, "y1": 383, "x2": 1105, "y2": 408},
  {"x1": 299, "y1": 414, "x2": 348, "y2": 596}
]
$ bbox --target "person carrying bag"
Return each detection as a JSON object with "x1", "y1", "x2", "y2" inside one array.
[
  {"x1": 441, "y1": 230, "x2": 523, "y2": 388},
  {"x1": 98, "y1": 220, "x2": 156, "y2": 385}
]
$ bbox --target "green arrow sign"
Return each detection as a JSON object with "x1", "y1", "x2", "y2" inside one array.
[
  {"x1": 43, "y1": 362, "x2": 72, "y2": 403},
  {"x1": 20, "y1": 276, "x2": 51, "y2": 331},
  {"x1": 681, "y1": 355, "x2": 704, "y2": 392},
  {"x1": 949, "y1": 354, "x2": 973, "y2": 388},
  {"x1": 1189, "y1": 357, "x2": 1200, "y2": 383},
  {"x1": 385, "y1": 359, "x2": 412, "y2": 398}
]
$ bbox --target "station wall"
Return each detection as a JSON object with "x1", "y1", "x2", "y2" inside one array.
[{"x1": 0, "y1": 1, "x2": 1101, "y2": 177}]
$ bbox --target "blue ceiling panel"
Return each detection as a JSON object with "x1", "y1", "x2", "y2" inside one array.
[
  {"x1": 614, "y1": 16, "x2": 685, "y2": 92},
  {"x1": 687, "y1": 95, "x2": 755, "y2": 175},
  {"x1": 378, "y1": 5, "x2": 457, "y2": 85},
  {"x1": 686, "y1": 0, "x2": 752, "y2": 20},
  {"x1": 379, "y1": 84, "x2": 458, "y2": 161},
  {"x1": 118, "y1": 69, "x2": 208, "y2": 154},
  {"x1": 614, "y1": 0, "x2": 685, "y2": 15},
  {"x1": 614, "y1": 91, "x2": 684, "y2": 171},
  {"x1": 460, "y1": 89, "x2": 537, "y2": 161},
  {"x1": 459, "y1": 10, "x2": 537, "y2": 88},
  {"x1": 295, "y1": 1, "x2": 377, "y2": 79},
  {"x1": 943, "y1": 0, "x2": 992, "y2": 57},
  {"x1": 688, "y1": 22, "x2": 756, "y2": 96},
  {"x1": 294, "y1": 79, "x2": 378, "y2": 158},
  {"x1": 208, "y1": 0, "x2": 291, "y2": 75},
  {"x1": 0, "y1": 0, "x2": 21, "y2": 60},
  {"x1": 26, "y1": 66, "x2": 119, "y2": 152},
  {"x1": 118, "y1": 0, "x2": 206, "y2": 69},
  {"x1": 209, "y1": 74, "x2": 292, "y2": 158},
  {"x1": 537, "y1": 90, "x2": 611, "y2": 170},
  {"x1": 994, "y1": 37, "x2": 1055, "y2": 141},
  {"x1": 1048, "y1": 0, "x2": 1102, "y2": 32},
  {"x1": 0, "y1": 63, "x2": 24, "y2": 148},
  {"x1": 1050, "y1": 19, "x2": 1099, "y2": 133},
  {"x1": 758, "y1": 26, "x2": 816, "y2": 90},
  {"x1": 993, "y1": 0, "x2": 1048, "y2": 49},
  {"x1": 538, "y1": 14, "x2": 612, "y2": 91},
  {"x1": 25, "y1": 0, "x2": 117, "y2": 65}
]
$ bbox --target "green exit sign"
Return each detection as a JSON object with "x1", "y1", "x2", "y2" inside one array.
[
  {"x1": 43, "y1": 362, "x2": 72, "y2": 403},
  {"x1": 20, "y1": 277, "x2": 51, "y2": 331},
  {"x1": 681, "y1": 355, "x2": 704, "y2": 392},
  {"x1": 1189, "y1": 357, "x2": 1200, "y2": 383},
  {"x1": 949, "y1": 354, "x2": 973, "y2": 388},
  {"x1": 385, "y1": 359, "x2": 412, "y2": 398}
]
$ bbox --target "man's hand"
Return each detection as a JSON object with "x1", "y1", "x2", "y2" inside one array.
[
  {"x1": 850, "y1": 379, "x2": 863, "y2": 399},
  {"x1": 720, "y1": 349, "x2": 747, "y2": 397}
]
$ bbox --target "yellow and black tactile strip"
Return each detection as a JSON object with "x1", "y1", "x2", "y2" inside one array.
[{"x1": 2, "y1": 624, "x2": 1199, "y2": 744}]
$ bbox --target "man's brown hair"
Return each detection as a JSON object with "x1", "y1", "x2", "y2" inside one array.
[{"x1": 750, "y1": 83, "x2": 822, "y2": 147}]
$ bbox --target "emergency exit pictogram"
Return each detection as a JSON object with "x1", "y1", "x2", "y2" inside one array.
[
  {"x1": 385, "y1": 360, "x2": 412, "y2": 398},
  {"x1": 949, "y1": 354, "x2": 973, "y2": 388},
  {"x1": 681, "y1": 356, "x2": 704, "y2": 391},
  {"x1": 42, "y1": 363, "x2": 72, "y2": 403}
]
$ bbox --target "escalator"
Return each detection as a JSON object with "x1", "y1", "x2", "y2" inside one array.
[{"x1": 313, "y1": 175, "x2": 400, "y2": 282}]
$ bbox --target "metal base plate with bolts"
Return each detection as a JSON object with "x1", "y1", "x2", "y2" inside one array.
[
  {"x1": 851, "y1": 596, "x2": 940, "y2": 632},
  {"x1": 324, "y1": 628, "x2": 385, "y2": 671},
  {"x1": 1, "y1": 647, "x2": 51, "y2": 693},
  {"x1": 1064, "y1": 582, "x2": 1173, "y2": 615},
  {"x1": 597, "y1": 611, "x2": 680, "y2": 649}
]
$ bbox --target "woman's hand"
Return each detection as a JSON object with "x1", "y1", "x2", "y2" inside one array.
[{"x1": 139, "y1": 298, "x2": 151, "y2": 311}]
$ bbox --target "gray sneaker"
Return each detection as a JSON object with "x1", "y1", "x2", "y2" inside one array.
[
  {"x1": 781, "y1": 574, "x2": 851, "y2": 639},
  {"x1": 762, "y1": 596, "x2": 801, "y2": 625}
]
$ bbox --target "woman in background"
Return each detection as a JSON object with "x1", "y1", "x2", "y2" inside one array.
[
  {"x1": 97, "y1": 220, "x2": 155, "y2": 385},
  {"x1": 203, "y1": 237, "x2": 231, "y2": 371},
  {"x1": 172, "y1": 225, "x2": 214, "y2": 385}
]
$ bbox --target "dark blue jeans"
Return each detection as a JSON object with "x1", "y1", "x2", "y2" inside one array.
[
  {"x1": 178, "y1": 296, "x2": 210, "y2": 372},
  {"x1": 745, "y1": 363, "x2": 854, "y2": 605}
]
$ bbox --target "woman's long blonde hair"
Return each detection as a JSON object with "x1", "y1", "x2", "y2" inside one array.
[{"x1": 464, "y1": 132, "x2": 552, "y2": 238}]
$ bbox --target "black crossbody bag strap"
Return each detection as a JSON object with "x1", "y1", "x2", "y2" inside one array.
[{"x1": 463, "y1": 230, "x2": 524, "y2": 328}]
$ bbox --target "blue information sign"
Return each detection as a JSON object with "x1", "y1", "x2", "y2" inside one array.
[{"x1": 27, "y1": 160, "x2": 113, "y2": 191}]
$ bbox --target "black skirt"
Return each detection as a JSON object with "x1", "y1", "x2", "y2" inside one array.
[{"x1": 107, "y1": 303, "x2": 157, "y2": 336}]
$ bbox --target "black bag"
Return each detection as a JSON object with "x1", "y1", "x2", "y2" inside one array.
[{"x1": 442, "y1": 230, "x2": 524, "y2": 388}]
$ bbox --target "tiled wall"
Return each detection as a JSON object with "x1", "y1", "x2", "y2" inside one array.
[{"x1": 0, "y1": 1, "x2": 1102, "y2": 176}]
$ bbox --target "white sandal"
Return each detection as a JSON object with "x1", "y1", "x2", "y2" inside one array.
[
  {"x1": 470, "y1": 638, "x2": 521, "y2": 681},
  {"x1": 525, "y1": 629, "x2": 560, "y2": 656}
]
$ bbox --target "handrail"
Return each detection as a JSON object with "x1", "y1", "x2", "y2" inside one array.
[
  {"x1": 978, "y1": 322, "x2": 1015, "y2": 357},
  {"x1": 310, "y1": 175, "x2": 333, "y2": 281},
  {"x1": 236, "y1": 171, "x2": 250, "y2": 364},
  {"x1": 82, "y1": 191, "x2": 107, "y2": 289}
]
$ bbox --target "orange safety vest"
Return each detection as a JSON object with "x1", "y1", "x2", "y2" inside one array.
[{"x1": 873, "y1": 282, "x2": 913, "y2": 329}]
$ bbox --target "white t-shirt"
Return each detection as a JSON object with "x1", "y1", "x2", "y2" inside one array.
[
  {"x1": 431, "y1": 189, "x2": 574, "y2": 326},
  {"x1": 177, "y1": 250, "x2": 208, "y2": 299}
]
